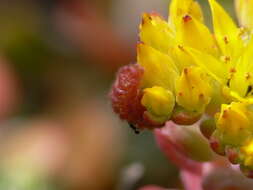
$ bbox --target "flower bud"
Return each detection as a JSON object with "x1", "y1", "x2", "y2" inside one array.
[
  {"x1": 110, "y1": 64, "x2": 163, "y2": 129},
  {"x1": 155, "y1": 122, "x2": 202, "y2": 173},
  {"x1": 215, "y1": 102, "x2": 253, "y2": 146},
  {"x1": 172, "y1": 125, "x2": 214, "y2": 162},
  {"x1": 175, "y1": 66, "x2": 212, "y2": 113},
  {"x1": 211, "y1": 102, "x2": 253, "y2": 173},
  {"x1": 156, "y1": 121, "x2": 213, "y2": 167},
  {"x1": 141, "y1": 86, "x2": 175, "y2": 123}
]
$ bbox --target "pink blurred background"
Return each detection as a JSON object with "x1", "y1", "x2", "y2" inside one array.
[{"x1": 0, "y1": 0, "x2": 234, "y2": 189}]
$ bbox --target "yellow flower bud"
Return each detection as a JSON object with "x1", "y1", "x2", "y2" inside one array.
[
  {"x1": 175, "y1": 66, "x2": 212, "y2": 113},
  {"x1": 215, "y1": 102, "x2": 253, "y2": 146},
  {"x1": 141, "y1": 86, "x2": 175, "y2": 123}
]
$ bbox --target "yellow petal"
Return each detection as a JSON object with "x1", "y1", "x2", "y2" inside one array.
[
  {"x1": 235, "y1": 0, "x2": 253, "y2": 30},
  {"x1": 240, "y1": 36, "x2": 253, "y2": 86},
  {"x1": 169, "y1": 0, "x2": 204, "y2": 28},
  {"x1": 168, "y1": 45, "x2": 194, "y2": 72},
  {"x1": 230, "y1": 37, "x2": 253, "y2": 97},
  {"x1": 181, "y1": 47, "x2": 228, "y2": 84},
  {"x1": 176, "y1": 14, "x2": 218, "y2": 55},
  {"x1": 141, "y1": 86, "x2": 175, "y2": 123},
  {"x1": 139, "y1": 13, "x2": 175, "y2": 54},
  {"x1": 229, "y1": 58, "x2": 249, "y2": 97},
  {"x1": 175, "y1": 66, "x2": 212, "y2": 113},
  {"x1": 209, "y1": 0, "x2": 243, "y2": 60},
  {"x1": 137, "y1": 43, "x2": 179, "y2": 91}
]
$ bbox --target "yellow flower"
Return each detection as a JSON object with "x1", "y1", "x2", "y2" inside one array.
[
  {"x1": 138, "y1": 0, "x2": 253, "y2": 171},
  {"x1": 111, "y1": 0, "x2": 253, "y2": 173}
]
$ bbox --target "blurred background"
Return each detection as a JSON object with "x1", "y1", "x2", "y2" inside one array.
[{"x1": 0, "y1": 0, "x2": 234, "y2": 189}]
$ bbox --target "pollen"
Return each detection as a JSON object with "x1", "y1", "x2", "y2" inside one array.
[
  {"x1": 222, "y1": 110, "x2": 228, "y2": 118},
  {"x1": 183, "y1": 14, "x2": 192, "y2": 22},
  {"x1": 183, "y1": 68, "x2": 188, "y2": 75},
  {"x1": 199, "y1": 93, "x2": 204, "y2": 98},
  {"x1": 221, "y1": 56, "x2": 231, "y2": 63},
  {"x1": 246, "y1": 73, "x2": 251, "y2": 80},
  {"x1": 224, "y1": 36, "x2": 229, "y2": 44},
  {"x1": 230, "y1": 68, "x2": 236, "y2": 73}
]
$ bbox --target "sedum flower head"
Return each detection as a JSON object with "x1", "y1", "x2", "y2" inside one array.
[{"x1": 110, "y1": 0, "x2": 253, "y2": 175}]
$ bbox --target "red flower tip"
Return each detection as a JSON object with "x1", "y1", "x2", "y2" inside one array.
[
  {"x1": 110, "y1": 64, "x2": 163, "y2": 130},
  {"x1": 209, "y1": 136, "x2": 225, "y2": 156}
]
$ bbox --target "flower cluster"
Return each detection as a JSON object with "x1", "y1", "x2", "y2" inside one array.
[{"x1": 110, "y1": 0, "x2": 253, "y2": 177}]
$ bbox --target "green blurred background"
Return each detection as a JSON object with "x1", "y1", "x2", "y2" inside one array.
[{"x1": 0, "y1": 0, "x2": 234, "y2": 189}]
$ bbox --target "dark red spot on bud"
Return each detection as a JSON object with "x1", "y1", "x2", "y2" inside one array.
[
  {"x1": 183, "y1": 68, "x2": 188, "y2": 75},
  {"x1": 141, "y1": 18, "x2": 145, "y2": 25},
  {"x1": 222, "y1": 110, "x2": 228, "y2": 119},
  {"x1": 183, "y1": 15, "x2": 192, "y2": 23},
  {"x1": 209, "y1": 136, "x2": 225, "y2": 156},
  {"x1": 225, "y1": 147, "x2": 239, "y2": 164},
  {"x1": 178, "y1": 45, "x2": 185, "y2": 52},
  {"x1": 224, "y1": 36, "x2": 229, "y2": 44},
  {"x1": 199, "y1": 93, "x2": 204, "y2": 99},
  {"x1": 246, "y1": 73, "x2": 251, "y2": 81},
  {"x1": 224, "y1": 56, "x2": 230, "y2": 62},
  {"x1": 230, "y1": 68, "x2": 236, "y2": 73}
]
